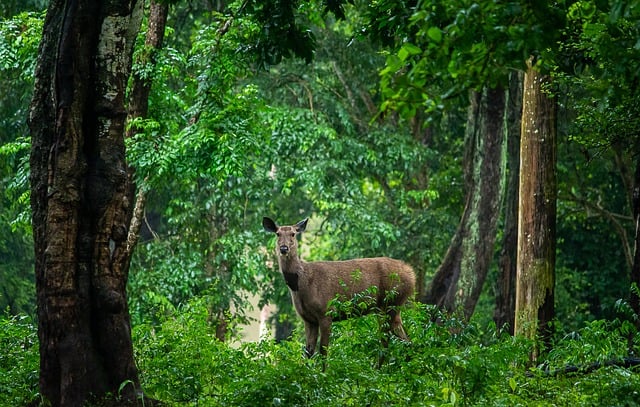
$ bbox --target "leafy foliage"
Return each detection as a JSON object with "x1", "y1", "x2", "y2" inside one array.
[
  {"x1": 243, "y1": 0, "x2": 316, "y2": 67},
  {"x1": 3, "y1": 303, "x2": 639, "y2": 406},
  {"x1": 552, "y1": 0, "x2": 640, "y2": 331},
  {"x1": 0, "y1": 312, "x2": 39, "y2": 405},
  {"x1": 2, "y1": 2, "x2": 640, "y2": 405},
  {"x1": 126, "y1": 8, "x2": 275, "y2": 330},
  {"x1": 0, "y1": 1, "x2": 46, "y2": 18},
  {"x1": 0, "y1": 11, "x2": 42, "y2": 315},
  {"x1": 125, "y1": 1, "x2": 458, "y2": 335},
  {"x1": 131, "y1": 303, "x2": 639, "y2": 406},
  {"x1": 375, "y1": 0, "x2": 563, "y2": 118}
]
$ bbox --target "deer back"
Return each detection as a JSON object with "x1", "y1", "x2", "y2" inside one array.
[{"x1": 302, "y1": 257, "x2": 415, "y2": 309}]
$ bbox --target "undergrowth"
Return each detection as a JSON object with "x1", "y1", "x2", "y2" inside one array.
[
  {"x1": 2, "y1": 302, "x2": 639, "y2": 406},
  {"x1": 0, "y1": 312, "x2": 39, "y2": 405},
  {"x1": 131, "y1": 301, "x2": 640, "y2": 406}
]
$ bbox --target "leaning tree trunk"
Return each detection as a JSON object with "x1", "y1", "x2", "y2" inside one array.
[
  {"x1": 125, "y1": 0, "x2": 169, "y2": 251},
  {"x1": 424, "y1": 86, "x2": 507, "y2": 320},
  {"x1": 494, "y1": 72, "x2": 523, "y2": 334},
  {"x1": 514, "y1": 57, "x2": 557, "y2": 361},
  {"x1": 28, "y1": 1, "x2": 144, "y2": 405}
]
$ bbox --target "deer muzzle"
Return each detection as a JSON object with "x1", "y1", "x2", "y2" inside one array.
[{"x1": 279, "y1": 245, "x2": 289, "y2": 255}]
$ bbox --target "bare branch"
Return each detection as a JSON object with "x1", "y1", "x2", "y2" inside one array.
[{"x1": 564, "y1": 190, "x2": 633, "y2": 271}]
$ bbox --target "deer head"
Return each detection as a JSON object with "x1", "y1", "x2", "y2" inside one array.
[{"x1": 262, "y1": 217, "x2": 308, "y2": 257}]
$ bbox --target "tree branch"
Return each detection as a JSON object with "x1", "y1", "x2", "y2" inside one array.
[{"x1": 563, "y1": 190, "x2": 633, "y2": 271}]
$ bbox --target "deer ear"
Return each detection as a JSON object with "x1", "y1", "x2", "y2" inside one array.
[
  {"x1": 263, "y1": 217, "x2": 278, "y2": 233},
  {"x1": 295, "y1": 218, "x2": 308, "y2": 233}
]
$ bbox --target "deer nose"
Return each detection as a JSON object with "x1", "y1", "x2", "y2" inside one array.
[{"x1": 279, "y1": 245, "x2": 289, "y2": 255}]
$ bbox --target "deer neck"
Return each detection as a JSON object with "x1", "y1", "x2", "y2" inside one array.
[{"x1": 278, "y1": 252, "x2": 304, "y2": 292}]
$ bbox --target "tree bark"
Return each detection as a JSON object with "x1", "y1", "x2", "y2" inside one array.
[
  {"x1": 126, "y1": 0, "x2": 168, "y2": 134},
  {"x1": 424, "y1": 86, "x2": 507, "y2": 320},
  {"x1": 514, "y1": 58, "x2": 557, "y2": 361},
  {"x1": 125, "y1": 0, "x2": 169, "y2": 256},
  {"x1": 494, "y1": 72, "x2": 523, "y2": 334},
  {"x1": 28, "y1": 1, "x2": 144, "y2": 405},
  {"x1": 630, "y1": 155, "x2": 640, "y2": 334}
]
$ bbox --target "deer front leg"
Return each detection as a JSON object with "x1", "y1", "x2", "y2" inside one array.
[
  {"x1": 317, "y1": 318, "x2": 333, "y2": 371},
  {"x1": 304, "y1": 321, "x2": 319, "y2": 357},
  {"x1": 318, "y1": 317, "x2": 332, "y2": 357}
]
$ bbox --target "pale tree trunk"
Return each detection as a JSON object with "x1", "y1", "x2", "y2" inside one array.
[
  {"x1": 28, "y1": 0, "x2": 146, "y2": 405},
  {"x1": 494, "y1": 72, "x2": 523, "y2": 334},
  {"x1": 125, "y1": 0, "x2": 169, "y2": 253},
  {"x1": 514, "y1": 58, "x2": 557, "y2": 361},
  {"x1": 424, "y1": 86, "x2": 507, "y2": 320}
]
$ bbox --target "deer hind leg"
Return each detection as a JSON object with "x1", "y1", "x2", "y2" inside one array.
[
  {"x1": 388, "y1": 309, "x2": 409, "y2": 341},
  {"x1": 304, "y1": 322, "x2": 319, "y2": 357},
  {"x1": 376, "y1": 309, "x2": 410, "y2": 368}
]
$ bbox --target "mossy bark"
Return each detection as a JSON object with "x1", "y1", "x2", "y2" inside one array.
[
  {"x1": 494, "y1": 72, "x2": 523, "y2": 334},
  {"x1": 631, "y1": 157, "x2": 640, "y2": 335},
  {"x1": 514, "y1": 58, "x2": 557, "y2": 360},
  {"x1": 424, "y1": 86, "x2": 507, "y2": 320}
]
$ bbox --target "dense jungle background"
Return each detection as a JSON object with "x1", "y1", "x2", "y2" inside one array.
[{"x1": 1, "y1": 0, "x2": 640, "y2": 405}]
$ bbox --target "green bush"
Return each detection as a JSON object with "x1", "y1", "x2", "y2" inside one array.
[
  {"x1": 3, "y1": 302, "x2": 639, "y2": 406},
  {"x1": 132, "y1": 301, "x2": 640, "y2": 406}
]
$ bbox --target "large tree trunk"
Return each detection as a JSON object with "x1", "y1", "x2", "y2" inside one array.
[
  {"x1": 28, "y1": 1, "x2": 144, "y2": 405},
  {"x1": 424, "y1": 86, "x2": 507, "y2": 320},
  {"x1": 514, "y1": 58, "x2": 557, "y2": 361},
  {"x1": 493, "y1": 72, "x2": 523, "y2": 334}
]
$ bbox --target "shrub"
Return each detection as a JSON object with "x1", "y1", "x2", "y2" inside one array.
[
  {"x1": 133, "y1": 301, "x2": 640, "y2": 406},
  {"x1": 0, "y1": 312, "x2": 39, "y2": 405},
  {"x1": 4, "y1": 299, "x2": 639, "y2": 406}
]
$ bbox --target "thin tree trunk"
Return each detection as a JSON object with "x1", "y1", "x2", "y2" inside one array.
[
  {"x1": 630, "y1": 156, "x2": 640, "y2": 335},
  {"x1": 125, "y1": 0, "x2": 169, "y2": 256},
  {"x1": 28, "y1": 1, "x2": 144, "y2": 405},
  {"x1": 424, "y1": 86, "x2": 507, "y2": 320},
  {"x1": 494, "y1": 72, "x2": 523, "y2": 334},
  {"x1": 126, "y1": 0, "x2": 168, "y2": 133},
  {"x1": 514, "y1": 58, "x2": 557, "y2": 361}
]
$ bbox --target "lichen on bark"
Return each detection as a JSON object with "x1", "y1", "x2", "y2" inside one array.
[{"x1": 514, "y1": 57, "x2": 557, "y2": 360}]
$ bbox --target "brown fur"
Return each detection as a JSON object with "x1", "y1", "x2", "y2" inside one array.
[{"x1": 263, "y1": 217, "x2": 416, "y2": 358}]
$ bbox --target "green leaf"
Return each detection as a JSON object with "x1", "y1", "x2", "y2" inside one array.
[
  {"x1": 398, "y1": 43, "x2": 421, "y2": 61},
  {"x1": 427, "y1": 26, "x2": 442, "y2": 43}
]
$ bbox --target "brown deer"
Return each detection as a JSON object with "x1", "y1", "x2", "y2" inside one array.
[{"x1": 263, "y1": 217, "x2": 416, "y2": 358}]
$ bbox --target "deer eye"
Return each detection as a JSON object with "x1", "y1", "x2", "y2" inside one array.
[
  {"x1": 291, "y1": 233, "x2": 296, "y2": 237},
  {"x1": 276, "y1": 232, "x2": 281, "y2": 237}
]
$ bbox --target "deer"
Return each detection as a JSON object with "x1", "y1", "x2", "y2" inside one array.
[{"x1": 262, "y1": 217, "x2": 416, "y2": 360}]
